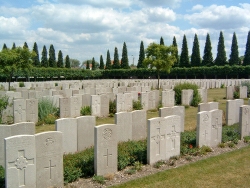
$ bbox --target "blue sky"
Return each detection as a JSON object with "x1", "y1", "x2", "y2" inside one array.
[{"x1": 0, "y1": 0, "x2": 249, "y2": 65}]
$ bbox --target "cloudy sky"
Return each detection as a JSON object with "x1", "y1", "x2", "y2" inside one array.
[{"x1": 0, "y1": 0, "x2": 250, "y2": 65}]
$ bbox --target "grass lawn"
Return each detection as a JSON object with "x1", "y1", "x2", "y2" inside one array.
[{"x1": 111, "y1": 145, "x2": 250, "y2": 188}]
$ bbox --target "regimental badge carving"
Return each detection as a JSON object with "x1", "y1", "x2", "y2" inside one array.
[{"x1": 103, "y1": 128, "x2": 112, "y2": 140}]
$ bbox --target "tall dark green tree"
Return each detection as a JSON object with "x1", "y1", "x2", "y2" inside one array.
[
  {"x1": 112, "y1": 47, "x2": 120, "y2": 69},
  {"x1": 172, "y1": 36, "x2": 179, "y2": 66},
  {"x1": 202, "y1": 33, "x2": 213, "y2": 66},
  {"x1": 160, "y1": 36, "x2": 164, "y2": 45},
  {"x1": 23, "y1": 42, "x2": 29, "y2": 49},
  {"x1": 191, "y1": 34, "x2": 201, "y2": 67},
  {"x1": 65, "y1": 55, "x2": 70, "y2": 68},
  {"x1": 49, "y1": 44, "x2": 56, "y2": 67},
  {"x1": 99, "y1": 55, "x2": 104, "y2": 69},
  {"x1": 121, "y1": 42, "x2": 129, "y2": 69},
  {"x1": 57, "y1": 50, "x2": 63, "y2": 68},
  {"x1": 2, "y1": 44, "x2": 7, "y2": 50},
  {"x1": 215, "y1": 31, "x2": 227, "y2": 66},
  {"x1": 180, "y1": 35, "x2": 189, "y2": 67},
  {"x1": 12, "y1": 43, "x2": 16, "y2": 50},
  {"x1": 137, "y1": 41, "x2": 145, "y2": 68},
  {"x1": 32, "y1": 42, "x2": 40, "y2": 67},
  {"x1": 229, "y1": 32, "x2": 240, "y2": 65},
  {"x1": 41, "y1": 45, "x2": 48, "y2": 67},
  {"x1": 106, "y1": 50, "x2": 112, "y2": 69},
  {"x1": 92, "y1": 57, "x2": 96, "y2": 70},
  {"x1": 243, "y1": 31, "x2": 250, "y2": 66},
  {"x1": 86, "y1": 60, "x2": 90, "y2": 69}
]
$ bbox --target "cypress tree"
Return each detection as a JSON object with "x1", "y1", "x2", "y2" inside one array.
[
  {"x1": 32, "y1": 42, "x2": 40, "y2": 67},
  {"x1": 49, "y1": 44, "x2": 56, "y2": 67},
  {"x1": 180, "y1": 35, "x2": 189, "y2": 67},
  {"x1": 137, "y1": 41, "x2": 145, "y2": 68},
  {"x1": 244, "y1": 31, "x2": 250, "y2": 66},
  {"x1": 191, "y1": 34, "x2": 201, "y2": 67},
  {"x1": 41, "y1": 45, "x2": 48, "y2": 67},
  {"x1": 57, "y1": 50, "x2": 63, "y2": 68},
  {"x1": 121, "y1": 42, "x2": 129, "y2": 69},
  {"x1": 65, "y1": 55, "x2": 70, "y2": 68},
  {"x1": 86, "y1": 61, "x2": 90, "y2": 69},
  {"x1": 99, "y1": 55, "x2": 104, "y2": 69},
  {"x1": 215, "y1": 31, "x2": 227, "y2": 66},
  {"x1": 12, "y1": 43, "x2": 16, "y2": 50},
  {"x1": 172, "y1": 36, "x2": 179, "y2": 66},
  {"x1": 23, "y1": 42, "x2": 29, "y2": 49},
  {"x1": 160, "y1": 36, "x2": 164, "y2": 45},
  {"x1": 106, "y1": 50, "x2": 112, "y2": 69},
  {"x1": 202, "y1": 33, "x2": 213, "y2": 66},
  {"x1": 229, "y1": 32, "x2": 240, "y2": 65},
  {"x1": 112, "y1": 47, "x2": 120, "y2": 69},
  {"x1": 92, "y1": 57, "x2": 96, "y2": 70},
  {"x1": 2, "y1": 43, "x2": 7, "y2": 50}
]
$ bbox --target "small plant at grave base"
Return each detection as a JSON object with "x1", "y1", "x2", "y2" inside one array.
[
  {"x1": 167, "y1": 158, "x2": 176, "y2": 166},
  {"x1": 19, "y1": 82, "x2": 25, "y2": 87},
  {"x1": 133, "y1": 161, "x2": 143, "y2": 171},
  {"x1": 0, "y1": 165, "x2": 5, "y2": 188},
  {"x1": 157, "y1": 101, "x2": 163, "y2": 110},
  {"x1": 180, "y1": 131, "x2": 199, "y2": 156},
  {"x1": 199, "y1": 146, "x2": 212, "y2": 155},
  {"x1": 241, "y1": 81, "x2": 250, "y2": 97},
  {"x1": 185, "y1": 156, "x2": 192, "y2": 161},
  {"x1": 0, "y1": 95, "x2": 9, "y2": 124},
  {"x1": 133, "y1": 100, "x2": 143, "y2": 110},
  {"x1": 222, "y1": 124, "x2": 240, "y2": 144},
  {"x1": 243, "y1": 136, "x2": 250, "y2": 143},
  {"x1": 125, "y1": 168, "x2": 137, "y2": 175},
  {"x1": 109, "y1": 100, "x2": 116, "y2": 115},
  {"x1": 153, "y1": 160, "x2": 166, "y2": 169},
  {"x1": 44, "y1": 113, "x2": 57, "y2": 124},
  {"x1": 92, "y1": 175, "x2": 105, "y2": 185},
  {"x1": 80, "y1": 106, "x2": 91, "y2": 116},
  {"x1": 55, "y1": 83, "x2": 58, "y2": 86},
  {"x1": 218, "y1": 143, "x2": 226, "y2": 148},
  {"x1": 227, "y1": 142, "x2": 235, "y2": 148},
  {"x1": 184, "y1": 105, "x2": 190, "y2": 109},
  {"x1": 38, "y1": 98, "x2": 58, "y2": 125},
  {"x1": 233, "y1": 86, "x2": 240, "y2": 99},
  {"x1": 104, "y1": 173, "x2": 115, "y2": 181},
  {"x1": 220, "y1": 84, "x2": 225, "y2": 88}
]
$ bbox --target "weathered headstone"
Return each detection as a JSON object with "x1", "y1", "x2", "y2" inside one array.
[
  {"x1": 239, "y1": 105, "x2": 250, "y2": 139},
  {"x1": 140, "y1": 92, "x2": 149, "y2": 110},
  {"x1": 226, "y1": 99, "x2": 244, "y2": 125},
  {"x1": 132, "y1": 110, "x2": 147, "y2": 140},
  {"x1": 210, "y1": 109, "x2": 222, "y2": 147},
  {"x1": 181, "y1": 89, "x2": 193, "y2": 106},
  {"x1": 162, "y1": 90, "x2": 175, "y2": 107},
  {"x1": 35, "y1": 131, "x2": 63, "y2": 188},
  {"x1": 196, "y1": 111, "x2": 211, "y2": 147},
  {"x1": 26, "y1": 99, "x2": 38, "y2": 123},
  {"x1": 100, "y1": 94, "x2": 109, "y2": 117},
  {"x1": 59, "y1": 98, "x2": 70, "y2": 118},
  {"x1": 13, "y1": 99, "x2": 26, "y2": 123},
  {"x1": 77, "y1": 116, "x2": 95, "y2": 151},
  {"x1": 198, "y1": 88, "x2": 207, "y2": 103},
  {"x1": 240, "y1": 86, "x2": 247, "y2": 99},
  {"x1": 70, "y1": 95, "x2": 82, "y2": 118},
  {"x1": 94, "y1": 124, "x2": 117, "y2": 176},
  {"x1": 115, "y1": 112, "x2": 132, "y2": 142},
  {"x1": 226, "y1": 86, "x2": 234, "y2": 99},
  {"x1": 5, "y1": 135, "x2": 36, "y2": 188},
  {"x1": 91, "y1": 95, "x2": 101, "y2": 116},
  {"x1": 55, "y1": 118, "x2": 77, "y2": 153},
  {"x1": 198, "y1": 102, "x2": 218, "y2": 112}
]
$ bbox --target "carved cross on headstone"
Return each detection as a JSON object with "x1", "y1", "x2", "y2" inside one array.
[
  {"x1": 44, "y1": 160, "x2": 56, "y2": 179},
  {"x1": 203, "y1": 130, "x2": 209, "y2": 140},
  {"x1": 8, "y1": 150, "x2": 34, "y2": 186},
  {"x1": 103, "y1": 149, "x2": 112, "y2": 167},
  {"x1": 16, "y1": 104, "x2": 26, "y2": 121},
  {"x1": 212, "y1": 117, "x2": 219, "y2": 140},
  {"x1": 151, "y1": 127, "x2": 165, "y2": 155}
]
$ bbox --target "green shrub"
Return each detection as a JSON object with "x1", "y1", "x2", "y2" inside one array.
[
  {"x1": 109, "y1": 100, "x2": 116, "y2": 115},
  {"x1": 80, "y1": 106, "x2": 91, "y2": 116},
  {"x1": 153, "y1": 160, "x2": 166, "y2": 168},
  {"x1": 0, "y1": 166, "x2": 4, "y2": 188},
  {"x1": 180, "y1": 131, "x2": 199, "y2": 156},
  {"x1": 0, "y1": 95, "x2": 9, "y2": 123},
  {"x1": 92, "y1": 175, "x2": 105, "y2": 185},
  {"x1": 38, "y1": 98, "x2": 59, "y2": 124},
  {"x1": 55, "y1": 83, "x2": 58, "y2": 86},
  {"x1": 173, "y1": 82, "x2": 201, "y2": 107},
  {"x1": 233, "y1": 86, "x2": 240, "y2": 99},
  {"x1": 220, "y1": 84, "x2": 225, "y2": 88},
  {"x1": 124, "y1": 168, "x2": 136, "y2": 175},
  {"x1": 243, "y1": 136, "x2": 250, "y2": 143},
  {"x1": 19, "y1": 82, "x2": 25, "y2": 87},
  {"x1": 133, "y1": 100, "x2": 143, "y2": 110},
  {"x1": 222, "y1": 124, "x2": 240, "y2": 143}
]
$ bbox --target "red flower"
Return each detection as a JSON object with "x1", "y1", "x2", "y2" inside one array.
[{"x1": 189, "y1": 144, "x2": 193, "y2": 149}]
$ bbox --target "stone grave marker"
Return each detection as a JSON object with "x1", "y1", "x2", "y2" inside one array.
[
  {"x1": 210, "y1": 109, "x2": 222, "y2": 147},
  {"x1": 198, "y1": 102, "x2": 218, "y2": 112},
  {"x1": 226, "y1": 99, "x2": 244, "y2": 125},
  {"x1": 5, "y1": 135, "x2": 36, "y2": 188},
  {"x1": 91, "y1": 95, "x2": 101, "y2": 117},
  {"x1": 94, "y1": 124, "x2": 117, "y2": 176},
  {"x1": 115, "y1": 112, "x2": 132, "y2": 142},
  {"x1": 196, "y1": 111, "x2": 211, "y2": 147},
  {"x1": 132, "y1": 110, "x2": 147, "y2": 140},
  {"x1": 100, "y1": 94, "x2": 109, "y2": 117},
  {"x1": 35, "y1": 131, "x2": 63, "y2": 188},
  {"x1": 70, "y1": 95, "x2": 82, "y2": 118},
  {"x1": 13, "y1": 99, "x2": 26, "y2": 123},
  {"x1": 239, "y1": 105, "x2": 250, "y2": 139},
  {"x1": 59, "y1": 97, "x2": 71, "y2": 118},
  {"x1": 26, "y1": 99, "x2": 38, "y2": 123},
  {"x1": 181, "y1": 89, "x2": 193, "y2": 106},
  {"x1": 162, "y1": 90, "x2": 175, "y2": 107}
]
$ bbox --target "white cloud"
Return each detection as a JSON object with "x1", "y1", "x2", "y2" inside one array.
[
  {"x1": 191, "y1": 4, "x2": 203, "y2": 11},
  {"x1": 142, "y1": 7, "x2": 176, "y2": 23},
  {"x1": 139, "y1": 0, "x2": 182, "y2": 9},
  {"x1": 185, "y1": 4, "x2": 250, "y2": 30}
]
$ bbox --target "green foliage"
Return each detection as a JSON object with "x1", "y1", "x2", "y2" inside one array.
[
  {"x1": 92, "y1": 175, "x2": 105, "y2": 185},
  {"x1": 160, "y1": 36, "x2": 164, "y2": 45},
  {"x1": 243, "y1": 31, "x2": 250, "y2": 66},
  {"x1": 65, "y1": 55, "x2": 71, "y2": 68},
  {"x1": 92, "y1": 57, "x2": 96, "y2": 70},
  {"x1": 233, "y1": 86, "x2": 240, "y2": 99},
  {"x1": 191, "y1": 34, "x2": 201, "y2": 67},
  {"x1": 133, "y1": 161, "x2": 143, "y2": 171},
  {"x1": 173, "y1": 82, "x2": 201, "y2": 107},
  {"x1": 180, "y1": 35, "x2": 190, "y2": 67},
  {"x1": 109, "y1": 100, "x2": 116, "y2": 116},
  {"x1": 133, "y1": 100, "x2": 143, "y2": 110},
  {"x1": 80, "y1": 106, "x2": 91, "y2": 116},
  {"x1": 99, "y1": 55, "x2": 104, "y2": 69},
  {"x1": 172, "y1": 36, "x2": 179, "y2": 66},
  {"x1": 0, "y1": 166, "x2": 5, "y2": 188},
  {"x1": 202, "y1": 33, "x2": 213, "y2": 66},
  {"x1": 118, "y1": 140, "x2": 147, "y2": 170},
  {"x1": 243, "y1": 136, "x2": 250, "y2": 143},
  {"x1": 222, "y1": 124, "x2": 240, "y2": 144},
  {"x1": 2, "y1": 43, "x2": 7, "y2": 51},
  {"x1": 215, "y1": 31, "x2": 227, "y2": 66},
  {"x1": 86, "y1": 61, "x2": 90, "y2": 69},
  {"x1": 32, "y1": 42, "x2": 40, "y2": 67},
  {"x1": 49, "y1": 44, "x2": 56, "y2": 67},
  {"x1": 41, "y1": 45, "x2": 48, "y2": 67},
  {"x1": 229, "y1": 32, "x2": 240, "y2": 65},
  {"x1": 137, "y1": 41, "x2": 145, "y2": 68},
  {"x1": 153, "y1": 160, "x2": 166, "y2": 169},
  {"x1": 0, "y1": 95, "x2": 9, "y2": 123},
  {"x1": 125, "y1": 168, "x2": 137, "y2": 175},
  {"x1": 38, "y1": 98, "x2": 58, "y2": 124},
  {"x1": 57, "y1": 50, "x2": 64, "y2": 68},
  {"x1": 19, "y1": 82, "x2": 25, "y2": 87},
  {"x1": 105, "y1": 50, "x2": 112, "y2": 69},
  {"x1": 180, "y1": 131, "x2": 198, "y2": 156},
  {"x1": 121, "y1": 42, "x2": 129, "y2": 69},
  {"x1": 113, "y1": 47, "x2": 120, "y2": 69}
]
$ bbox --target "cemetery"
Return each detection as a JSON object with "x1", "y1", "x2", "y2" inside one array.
[{"x1": 0, "y1": 79, "x2": 250, "y2": 187}]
